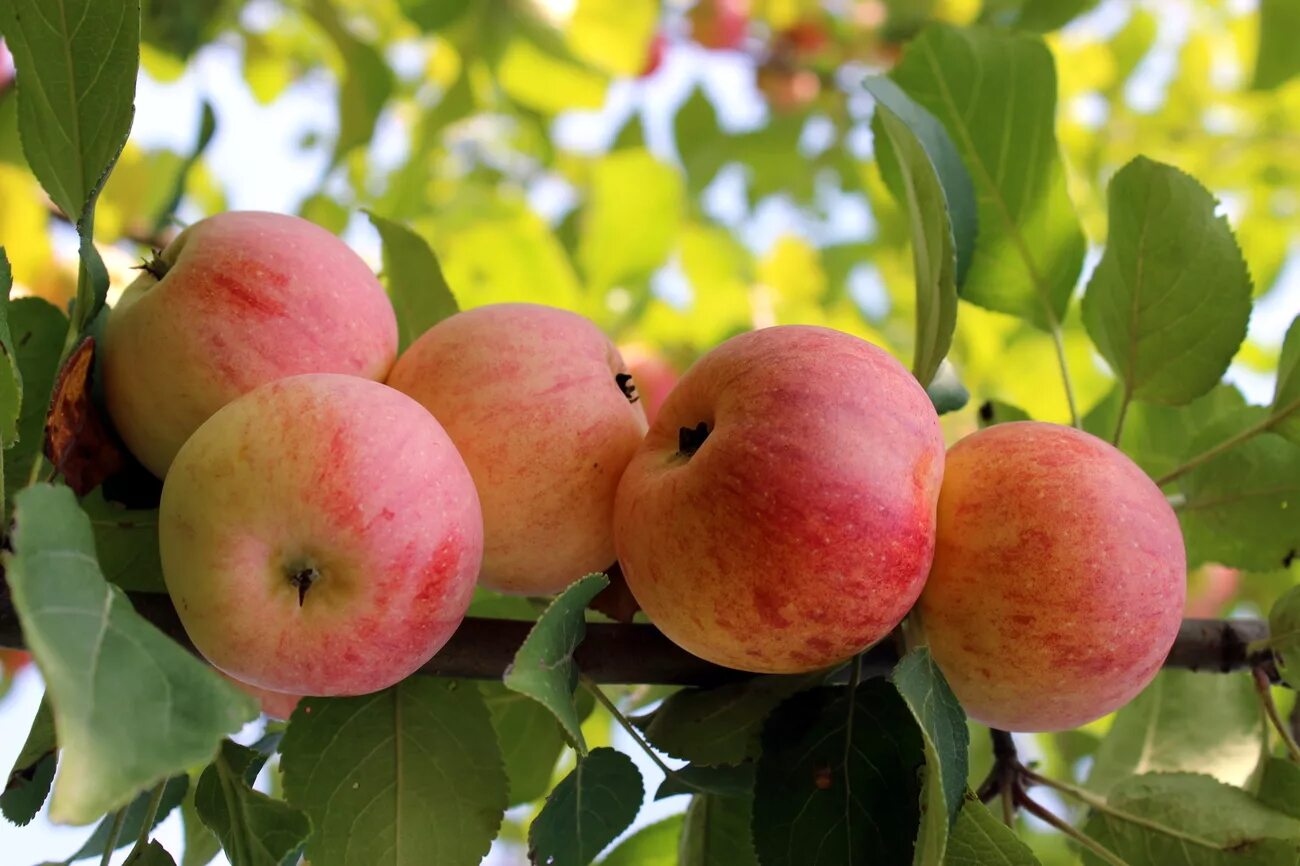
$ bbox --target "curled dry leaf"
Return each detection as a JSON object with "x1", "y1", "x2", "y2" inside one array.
[{"x1": 43, "y1": 337, "x2": 125, "y2": 495}]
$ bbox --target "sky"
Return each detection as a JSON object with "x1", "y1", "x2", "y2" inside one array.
[{"x1": 3, "y1": 0, "x2": 1300, "y2": 864}]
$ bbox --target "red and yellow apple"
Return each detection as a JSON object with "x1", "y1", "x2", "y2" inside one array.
[
  {"x1": 160, "y1": 374, "x2": 482, "y2": 696},
  {"x1": 688, "y1": 0, "x2": 749, "y2": 51},
  {"x1": 614, "y1": 325, "x2": 944, "y2": 673},
  {"x1": 104, "y1": 211, "x2": 398, "y2": 477},
  {"x1": 219, "y1": 671, "x2": 301, "y2": 721},
  {"x1": 919, "y1": 421, "x2": 1186, "y2": 732},
  {"x1": 387, "y1": 303, "x2": 647, "y2": 594}
]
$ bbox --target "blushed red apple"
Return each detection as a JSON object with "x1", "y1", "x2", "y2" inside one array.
[
  {"x1": 689, "y1": 0, "x2": 749, "y2": 50},
  {"x1": 919, "y1": 422, "x2": 1186, "y2": 732},
  {"x1": 104, "y1": 211, "x2": 398, "y2": 477},
  {"x1": 387, "y1": 304, "x2": 647, "y2": 594},
  {"x1": 160, "y1": 374, "x2": 482, "y2": 696},
  {"x1": 614, "y1": 325, "x2": 944, "y2": 673}
]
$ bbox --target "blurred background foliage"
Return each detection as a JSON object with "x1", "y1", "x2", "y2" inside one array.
[{"x1": 2, "y1": 0, "x2": 1299, "y2": 863}]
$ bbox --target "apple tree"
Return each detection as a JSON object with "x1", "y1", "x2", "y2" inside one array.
[{"x1": 1, "y1": 1, "x2": 1299, "y2": 865}]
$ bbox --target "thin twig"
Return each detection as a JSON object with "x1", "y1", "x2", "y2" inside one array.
[
  {"x1": 1156, "y1": 406, "x2": 1293, "y2": 486},
  {"x1": 124, "y1": 780, "x2": 168, "y2": 862},
  {"x1": 580, "y1": 675, "x2": 682, "y2": 784},
  {"x1": 1254, "y1": 666, "x2": 1300, "y2": 763},
  {"x1": 1019, "y1": 795, "x2": 1132, "y2": 866},
  {"x1": 99, "y1": 808, "x2": 128, "y2": 866}
]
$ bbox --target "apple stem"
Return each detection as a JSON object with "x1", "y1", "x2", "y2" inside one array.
[
  {"x1": 678, "y1": 422, "x2": 710, "y2": 457},
  {"x1": 130, "y1": 249, "x2": 170, "y2": 281},
  {"x1": 288, "y1": 566, "x2": 319, "y2": 606},
  {"x1": 1253, "y1": 664, "x2": 1300, "y2": 763}
]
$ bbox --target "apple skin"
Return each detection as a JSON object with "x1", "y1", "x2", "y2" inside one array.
[
  {"x1": 159, "y1": 374, "x2": 482, "y2": 696},
  {"x1": 104, "y1": 211, "x2": 398, "y2": 478},
  {"x1": 618, "y1": 343, "x2": 679, "y2": 425},
  {"x1": 218, "y1": 671, "x2": 301, "y2": 721},
  {"x1": 387, "y1": 303, "x2": 647, "y2": 594},
  {"x1": 919, "y1": 421, "x2": 1186, "y2": 732},
  {"x1": 614, "y1": 325, "x2": 944, "y2": 673}
]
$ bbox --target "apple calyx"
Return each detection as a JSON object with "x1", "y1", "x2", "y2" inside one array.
[
  {"x1": 131, "y1": 248, "x2": 170, "y2": 281},
  {"x1": 287, "y1": 564, "x2": 320, "y2": 606},
  {"x1": 615, "y1": 372, "x2": 640, "y2": 404},
  {"x1": 678, "y1": 422, "x2": 710, "y2": 458}
]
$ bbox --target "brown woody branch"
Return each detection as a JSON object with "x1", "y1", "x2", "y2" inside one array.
[{"x1": 0, "y1": 583, "x2": 1274, "y2": 686}]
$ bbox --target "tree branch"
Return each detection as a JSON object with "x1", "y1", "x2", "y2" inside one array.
[{"x1": 0, "y1": 583, "x2": 1275, "y2": 685}]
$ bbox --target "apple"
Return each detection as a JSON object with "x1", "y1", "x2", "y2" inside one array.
[
  {"x1": 617, "y1": 343, "x2": 679, "y2": 425},
  {"x1": 387, "y1": 303, "x2": 647, "y2": 595},
  {"x1": 640, "y1": 33, "x2": 667, "y2": 78},
  {"x1": 159, "y1": 373, "x2": 482, "y2": 696},
  {"x1": 613, "y1": 325, "x2": 944, "y2": 673},
  {"x1": 780, "y1": 20, "x2": 831, "y2": 59},
  {"x1": 919, "y1": 421, "x2": 1186, "y2": 732},
  {"x1": 1186, "y1": 563, "x2": 1239, "y2": 618},
  {"x1": 219, "y1": 671, "x2": 301, "y2": 721},
  {"x1": 689, "y1": 0, "x2": 749, "y2": 51},
  {"x1": 1, "y1": 648, "x2": 30, "y2": 678},
  {"x1": 757, "y1": 62, "x2": 821, "y2": 113},
  {"x1": 103, "y1": 211, "x2": 398, "y2": 478}
]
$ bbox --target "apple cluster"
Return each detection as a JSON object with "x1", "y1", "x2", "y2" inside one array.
[{"x1": 103, "y1": 211, "x2": 1186, "y2": 733}]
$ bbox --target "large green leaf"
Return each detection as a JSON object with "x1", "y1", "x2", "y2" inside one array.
[
  {"x1": 1086, "y1": 670, "x2": 1266, "y2": 796},
  {"x1": 979, "y1": 0, "x2": 1098, "y2": 31},
  {"x1": 1084, "y1": 384, "x2": 1246, "y2": 480},
  {"x1": 2, "y1": 298, "x2": 67, "y2": 512},
  {"x1": 1253, "y1": 0, "x2": 1300, "y2": 90},
  {"x1": 0, "y1": 695, "x2": 56, "y2": 825},
  {"x1": 679, "y1": 793, "x2": 759, "y2": 866},
  {"x1": 481, "y1": 682, "x2": 570, "y2": 807},
  {"x1": 0, "y1": 0, "x2": 138, "y2": 222},
  {"x1": 4, "y1": 484, "x2": 256, "y2": 824},
  {"x1": 944, "y1": 793, "x2": 1041, "y2": 865},
  {"x1": 1177, "y1": 409, "x2": 1300, "y2": 571},
  {"x1": 1082, "y1": 157, "x2": 1252, "y2": 407},
  {"x1": 367, "y1": 211, "x2": 460, "y2": 351},
  {"x1": 636, "y1": 674, "x2": 821, "y2": 767},
  {"x1": 892, "y1": 649, "x2": 969, "y2": 864},
  {"x1": 889, "y1": 24, "x2": 1085, "y2": 331},
  {"x1": 81, "y1": 489, "x2": 165, "y2": 593},
  {"x1": 578, "y1": 149, "x2": 685, "y2": 293},
  {"x1": 752, "y1": 682, "x2": 925, "y2": 866},
  {"x1": 194, "y1": 740, "x2": 311, "y2": 866},
  {"x1": 130, "y1": 841, "x2": 179, "y2": 866},
  {"x1": 1257, "y1": 758, "x2": 1300, "y2": 819},
  {"x1": 280, "y1": 679, "x2": 507, "y2": 866},
  {"x1": 1267, "y1": 586, "x2": 1300, "y2": 687},
  {"x1": 503, "y1": 572, "x2": 609, "y2": 754},
  {"x1": 528, "y1": 747, "x2": 643, "y2": 866},
  {"x1": 180, "y1": 782, "x2": 222, "y2": 866},
  {"x1": 1273, "y1": 316, "x2": 1300, "y2": 445},
  {"x1": 1082, "y1": 773, "x2": 1300, "y2": 865},
  {"x1": 598, "y1": 814, "x2": 682, "y2": 866},
  {"x1": 864, "y1": 76, "x2": 972, "y2": 387}
]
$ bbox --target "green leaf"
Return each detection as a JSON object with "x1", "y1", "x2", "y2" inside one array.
[
  {"x1": 152, "y1": 100, "x2": 217, "y2": 235},
  {"x1": 680, "y1": 793, "x2": 759, "y2": 866},
  {"x1": 889, "y1": 24, "x2": 1084, "y2": 331},
  {"x1": 1082, "y1": 772, "x2": 1300, "y2": 865},
  {"x1": 396, "y1": 0, "x2": 472, "y2": 31},
  {"x1": 80, "y1": 490, "x2": 165, "y2": 592},
  {"x1": 528, "y1": 747, "x2": 643, "y2": 866},
  {"x1": 195, "y1": 740, "x2": 311, "y2": 866},
  {"x1": 1272, "y1": 316, "x2": 1300, "y2": 445},
  {"x1": 656, "y1": 764, "x2": 755, "y2": 800},
  {"x1": 980, "y1": 0, "x2": 1098, "y2": 31},
  {"x1": 0, "y1": 249, "x2": 21, "y2": 452},
  {"x1": 1, "y1": 695, "x2": 56, "y2": 826},
  {"x1": 4, "y1": 484, "x2": 256, "y2": 824},
  {"x1": 944, "y1": 792, "x2": 1040, "y2": 865},
  {"x1": 1253, "y1": 0, "x2": 1300, "y2": 90},
  {"x1": 977, "y1": 400, "x2": 1031, "y2": 428},
  {"x1": 1082, "y1": 157, "x2": 1252, "y2": 406},
  {"x1": 0, "y1": 0, "x2": 139, "y2": 222},
  {"x1": 74, "y1": 227, "x2": 112, "y2": 338},
  {"x1": 636, "y1": 674, "x2": 820, "y2": 767},
  {"x1": 864, "y1": 76, "x2": 973, "y2": 386},
  {"x1": 307, "y1": 0, "x2": 394, "y2": 166},
  {"x1": 1084, "y1": 384, "x2": 1246, "y2": 479},
  {"x1": 1267, "y1": 586, "x2": 1300, "y2": 687},
  {"x1": 578, "y1": 149, "x2": 685, "y2": 293},
  {"x1": 180, "y1": 782, "x2": 222, "y2": 866},
  {"x1": 366, "y1": 211, "x2": 460, "y2": 351},
  {"x1": 2, "y1": 298, "x2": 67, "y2": 512},
  {"x1": 926, "y1": 362, "x2": 971, "y2": 414},
  {"x1": 674, "y1": 89, "x2": 727, "y2": 194},
  {"x1": 1257, "y1": 758, "x2": 1300, "y2": 819},
  {"x1": 892, "y1": 648, "x2": 969, "y2": 864},
  {"x1": 1177, "y1": 409, "x2": 1300, "y2": 571},
  {"x1": 504, "y1": 572, "x2": 609, "y2": 755},
  {"x1": 1086, "y1": 670, "x2": 1266, "y2": 796},
  {"x1": 65, "y1": 776, "x2": 188, "y2": 863},
  {"x1": 280, "y1": 679, "x2": 507, "y2": 866},
  {"x1": 752, "y1": 682, "x2": 925, "y2": 866},
  {"x1": 598, "y1": 814, "x2": 682, "y2": 866},
  {"x1": 481, "y1": 682, "x2": 569, "y2": 807},
  {"x1": 126, "y1": 840, "x2": 178, "y2": 866}
]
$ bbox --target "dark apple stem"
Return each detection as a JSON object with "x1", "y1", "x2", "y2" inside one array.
[{"x1": 677, "y1": 422, "x2": 710, "y2": 457}]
